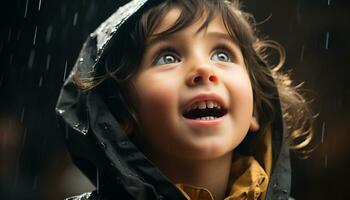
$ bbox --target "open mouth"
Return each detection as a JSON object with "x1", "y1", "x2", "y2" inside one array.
[{"x1": 182, "y1": 100, "x2": 228, "y2": 120}]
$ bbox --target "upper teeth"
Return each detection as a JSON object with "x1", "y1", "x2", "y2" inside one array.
[{"x1": 187, "y1": 100, "x2": 221, "y2": 111}]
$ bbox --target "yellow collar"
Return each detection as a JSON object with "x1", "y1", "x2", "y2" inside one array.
[{"x1": 176, "y1": 156, "x2": 268, "y2": 200}]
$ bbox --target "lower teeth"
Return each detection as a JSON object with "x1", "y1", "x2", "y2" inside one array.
[{"x1": 196, "y1": 116, "x2": 217, "y2": 120}]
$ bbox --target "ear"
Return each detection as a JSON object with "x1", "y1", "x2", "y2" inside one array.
[
  {"x1": 249, "y1": 116, "x2": 260, "y2": 132},
  {"x1": 249, "y1": 109, "x2": 260, "y2": 132}
]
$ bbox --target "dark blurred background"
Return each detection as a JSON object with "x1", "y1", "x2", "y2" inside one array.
[{"x1": 0, "y1": 0, "x2": 349, "y2": 199}]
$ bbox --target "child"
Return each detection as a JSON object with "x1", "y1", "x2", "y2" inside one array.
[{"x1": 56, "y1": 0, "x2": 313, "y2": 199}]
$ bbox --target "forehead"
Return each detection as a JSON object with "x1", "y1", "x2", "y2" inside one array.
[{"x1": 150, "y1": 6, "x2": 230, "y2": 39}]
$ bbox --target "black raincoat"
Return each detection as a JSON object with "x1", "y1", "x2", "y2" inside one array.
[{"x1": 56, "y1": 0, "x2": 292, "y2": 199}]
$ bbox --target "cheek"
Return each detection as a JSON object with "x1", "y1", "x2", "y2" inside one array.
[
  {"x1": 225, "y1": 67, "x2": 254, "y2": 102},
  {"x1": 232, "y1": 76, "x2": 253, "y2": 109},
  {"x1": 133, "y1": 73, "x2": 179, "y2": 129},
  {"x1": 225, "y1": 70, "x2": 254, "y2": 129}
]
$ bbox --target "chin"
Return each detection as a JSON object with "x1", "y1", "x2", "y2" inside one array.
[{"x1": 178, "y1": 142, "x2": 235, "y2": 161}]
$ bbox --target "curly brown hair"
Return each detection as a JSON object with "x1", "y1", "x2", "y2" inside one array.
[{"x1": 74, "y1": 0, "x2": 314, "y2": 154}]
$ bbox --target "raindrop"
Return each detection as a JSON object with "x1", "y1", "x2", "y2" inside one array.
[
  {"x1": 63, "y1": 60, "x2": 68, "y2": 81},
  {"x1": 45, "y1": 54, "x2": 51, "y2": 70},
  {"x1": 20, "y1": 107, "x2": 25, "y2": 123},
  {"x1": 16, "y1": 29, "x2": 21, "y2": 41},
  {"x1": 96, "y1": 168, "x2": 100, "y2": 194},
  {"x1": 38, "y1": 76, "x2": 43, "y2": 88},
  {"x1": 24, "y1": 0, "x2": 29, "y2": 18},
  {"x1": 321, "y1": 122, "x2": 325, "y2": 144},
  {"x1": 300, "y1": 45, "x2": 305, "y2": 63},
  {"x1": 328, "y1": 0, "x2": 331, "y2": 5},
  {"x1": 325, "y1": 32, "x2": 330, "y2": 50},
  {"x1": 28, "y1": 49, "x2": 35, "y2": 69},
  {"x1": 38, "y1": 0, "x2": 42, "y2": 10},
  {"x1": 8, "y1": 28, "x2": 12, "y2": 42},
  {"x1": 33, "y1": 26, "x2": 38, "y2": 45},
  {"x1": 9, "y1": 53, "x2": 14, "y2": 65},
  {"x1": 73, "y1": 12, "x2": 79, "y2": 26},
  {"x1": 33, "y1": 176, "x2": 38, "y2": 189},
  {"x1": 79, "y1": 57, "x2": 84, "y2": 63},
  {"x1": 22, "y1": 127, "x2": 27, "y2": 146},
  {"x1": 45, "y1": 25, "x2": 53, "y2": 44}
]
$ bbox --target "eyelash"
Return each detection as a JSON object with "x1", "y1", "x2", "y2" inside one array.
[
  {"x1": 151, "y1": 43, "x2": 236, "y2": 65},
  {"x1": 152, "y1": 47, "x2": 180, "y2": 65},
  {"x1": 211, "y1": 44, "x2": 236, "y2": 62}
]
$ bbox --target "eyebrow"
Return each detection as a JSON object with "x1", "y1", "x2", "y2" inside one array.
[
  {"x1": 205, "y1": 31, "x2": 238, "y2": 45},
  {"x1": 146, "y1": 31, "x2": 239, "y2": 48},
  {"x1": 146, "y1": 34, "x2": 173, "y2": 47}
]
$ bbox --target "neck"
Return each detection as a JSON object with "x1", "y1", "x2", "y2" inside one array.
[{"x1": 148, "y1": 151, "x2": 233, "y2": 200}]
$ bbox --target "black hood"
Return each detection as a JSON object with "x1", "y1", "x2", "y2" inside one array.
[{"x1": 56, "y1": 0, "x2": 291, "y2": 199}]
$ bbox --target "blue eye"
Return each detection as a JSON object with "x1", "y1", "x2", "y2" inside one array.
[
  {"x1": 154, "y1": 54, "x2": 179, "y2": 65},
  {"x1": 211, "y1": 51, "x2": 231, "y2": 62}
]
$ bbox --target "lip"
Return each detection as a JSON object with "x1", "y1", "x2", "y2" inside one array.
[
  {"x1": 181, "y1": 93, "x2": 227, "y2": 112},
  {"x1": 182, "y1": 115, "x2": 227, "y2": 127},
  {"x1": 181, "y1": 93, "x2": 228, "y2": 127}
]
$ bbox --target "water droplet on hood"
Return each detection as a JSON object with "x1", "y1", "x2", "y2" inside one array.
[
  {"x1": 120, "y1": 141, "x2": 127, "y2": 146},
  {"x1": 57, "y1": 109, "x2": 65, "y2": 114},
  {"x1": 81, "y1": 128, "x2": 88, "y2": 135},
  {"x1": 100, "y1": 142, "x2": 107, "y2": 149},
  {"x1": 101, "y1": 122, "x2": 111, "y2": 130}
]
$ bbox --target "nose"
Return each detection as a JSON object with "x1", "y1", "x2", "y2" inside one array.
[{"x1": 186, "y1": 63, "x2": 219, "y2": 87}]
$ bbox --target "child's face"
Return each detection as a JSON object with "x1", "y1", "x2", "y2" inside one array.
[{"x1": 131, "y1": 7, "x2": 259, "y2": 161}]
